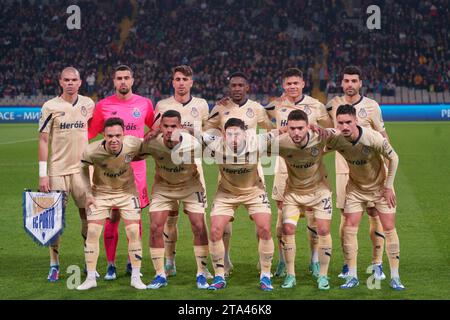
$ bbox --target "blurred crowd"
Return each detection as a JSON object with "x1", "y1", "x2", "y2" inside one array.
[
  {"x1": 0, "y1": 0, "x2": 448, "y2": 102},
  {"x1": 326, "y1": 0, "x2": 449, "y2": 95}
]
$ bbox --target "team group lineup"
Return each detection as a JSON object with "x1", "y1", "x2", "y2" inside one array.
[{"x1": 37, "y1": 63, "x2": 405, "y2": 292}]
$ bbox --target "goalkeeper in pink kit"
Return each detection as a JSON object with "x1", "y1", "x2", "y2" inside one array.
[{"x1": 88, "y1": 65, "x2": 154, "y2": 280}]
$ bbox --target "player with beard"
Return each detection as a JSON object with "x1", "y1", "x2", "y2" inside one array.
[{"x1": 88, "y1": 65, "x2": 154, "y2": 280}]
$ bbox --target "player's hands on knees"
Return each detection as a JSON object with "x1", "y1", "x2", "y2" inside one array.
[
  {"x1": 382, "y1": 187, "x2": 396, "y2": 208},
  {"x1": 39, "y1": 176, "x2": 50, "y2": 193},
  {"x1": 144, "y1": 129, "x2": 160, "y2": 142}
]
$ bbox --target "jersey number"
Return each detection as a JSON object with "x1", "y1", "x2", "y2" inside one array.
[
  {"x1": 322, "y1": 197, "x2": 332, "y2": 212},
  {"x1": 132, "y1": 197, "x2": 140, "y2": 209},
  {"x1": 259, "y1": 193, "x2": 269, "y2": 205},
  {"x1": 195, "y1": 192, "x2": 206, "y2": 204}
]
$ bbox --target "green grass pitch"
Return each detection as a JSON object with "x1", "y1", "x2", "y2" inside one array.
[{"x1": 0, "y1": 122, "x2": 449, "y2": 300}]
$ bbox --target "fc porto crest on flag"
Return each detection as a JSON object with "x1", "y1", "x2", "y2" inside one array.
[{"x1": 22, "y1": 190, "x2": 65, "y2": 246}]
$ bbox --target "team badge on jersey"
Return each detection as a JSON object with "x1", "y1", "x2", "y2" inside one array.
[
  {"x1": 191, "y1": 107, "x2": 199, "y2": 118},
  {"x1": 132, "y1": 108, "x2": 141, "y2": 118},
  {"x1": 361, "y1": 146, "x2": 371, "y2": 155},
  {"x1": 358, "y1": 108, "x2": 367, "y2": 118},
  {"x1": 125, "y1": 154, "x2": 133, "y2": 163},
  {"x1": 303, "y1": 105, "x2": 312, "y2": 115},
  {"x1": 311, "y1": 146, "x2": 319, "y2": 157},
  {"x1": 246, "y1": 108, "x2": 255, "y2": 118},
  {"x1": 80, "y1": 106, "x2": 87, "y2": 117}
]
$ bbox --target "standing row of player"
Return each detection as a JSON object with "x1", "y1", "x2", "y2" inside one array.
[{"x1": 37, "y1": 64, "x2": 405, "y2": 291}]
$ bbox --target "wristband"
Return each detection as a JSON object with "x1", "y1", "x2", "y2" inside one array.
[{"x1": 39, "y1": 161, "x2": 48, "y2": 177}]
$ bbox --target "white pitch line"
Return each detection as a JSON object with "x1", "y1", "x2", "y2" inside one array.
[{"x1": 0, "y1": 138, "x2": 37, "y2": 145}]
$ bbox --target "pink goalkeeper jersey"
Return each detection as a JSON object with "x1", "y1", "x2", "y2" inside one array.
[{"x1": 88, "y1": 94, "x2": 154, "y2": 139}]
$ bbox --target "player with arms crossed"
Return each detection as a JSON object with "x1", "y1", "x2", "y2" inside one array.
[
  {"x1": 140, "y1": 110, "x2": 210, "y2": 290},
  {"x1": 147, "y1": 65, "x2": 211, "y2": 278},
  {"x1": 38, "y1": 67, "x2": 95, "y2": 281},
  {"x1": 265, "y1": 68, "x2": 333, "y2": 278},
  {"x1": 326, "y1": 65, "x2": 390, "y2": 281},
  {"x1": 88, "y1": 65, "x2": 154, "y2": 280},
  {"x1": 77, "y1": 118, "x2": 146, "y2": 290},
  {"x1": 204, "y1": 72, "x2": 274, "y2": 277},
  {"x1": 327, "y1": 105, "x2": 404, "y2": 290}
]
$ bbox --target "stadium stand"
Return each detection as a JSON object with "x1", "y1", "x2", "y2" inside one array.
[{"x1": 0, "y1": 0, "x2": 448, "y2": 105}]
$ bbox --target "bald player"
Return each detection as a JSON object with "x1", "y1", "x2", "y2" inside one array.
[
  {"x1": 265, "y1": 68, "x2": 333, "y2": 278},
  {"x1": 140, "y1": 110, "x2": 210, "y2": 290},
  {"x1": 326, "y1": 105, "x2": 404, "y2": 290},
  {"x1": 204, "y1": 71, "x2": 274, "y2": 276},
  {"x1": 270, "y1": 110, "x2": 334, "y2": 290},
  {"x1": 38, "y1": 66, "x2": 95, "y2": 282},
  {"x1": 147, "y1": 65, "x2": 211, "y2": 278},
  {"x1": 77, "y1": 117, "x2": 146, "y2": 291},
  {"x1": 326, "y1": 65, "x2": 390, "y2": 281},
  {"x1": 204, "y1": 118, "x2": 276, "y2": 292}
]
